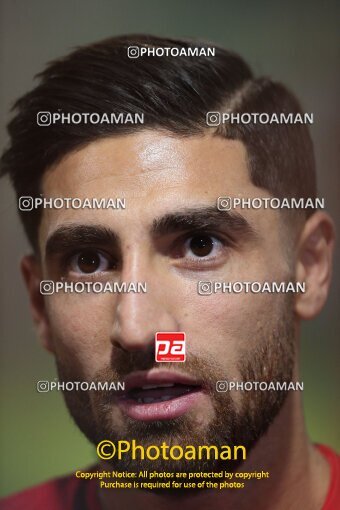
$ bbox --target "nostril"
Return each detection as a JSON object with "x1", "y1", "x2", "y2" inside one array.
[{"x1": 111, "y1": 333, "x2": 156, "y2": 356}]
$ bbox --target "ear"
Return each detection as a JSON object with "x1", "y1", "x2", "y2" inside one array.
[
  {"x1": 21, "y1": 255, "x2": 55, "y2": 353},
  {"x1": 295, "y1": 211, "x2": 335, "y2": 320}
]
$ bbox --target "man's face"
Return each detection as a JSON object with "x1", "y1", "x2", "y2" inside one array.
[{"x1": 38, "y1": 131, "x2": 296, "y2": 472}]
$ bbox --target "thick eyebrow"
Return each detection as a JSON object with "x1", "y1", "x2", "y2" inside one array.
[
  {"x1": 45, "y1": 207, "x2": 257, "y2": 257},
  {"x1": 45, "y1": 225, "x2": 119, "y2": 257},
  {"x1": 151, "y1": 206, "x2": 258, "y2": 239}
]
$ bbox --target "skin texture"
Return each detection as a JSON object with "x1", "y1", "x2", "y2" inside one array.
[{"x1": 22, "y1": 131, "x2": 335, "y2": 510}]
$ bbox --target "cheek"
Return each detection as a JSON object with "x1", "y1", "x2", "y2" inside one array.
[
  {"x1": 181, "y1": 291, "x2": 286, "y2": 369},
  {"x1": 46, "y1": 295, "x2": 114, "y2": 378}
]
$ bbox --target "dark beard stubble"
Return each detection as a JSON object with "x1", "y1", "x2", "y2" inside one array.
[{"x1": 56, "y1": 295, "x2": 295, "y2": 477}]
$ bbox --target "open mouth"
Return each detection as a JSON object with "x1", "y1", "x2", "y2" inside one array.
[
  {"x1": 116, "y1": 370, "x2": 205, "y2": 421},
  {"x1": 125, "y1": 382, "x2": 201, "y2": 404}
]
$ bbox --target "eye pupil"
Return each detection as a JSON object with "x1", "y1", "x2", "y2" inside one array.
[
  {"x1": 78, "y1": 251, "x2": 100, "y2": 273},
  {"x1": 190, "y1": 236, "x2": 214, "y2": 257}
]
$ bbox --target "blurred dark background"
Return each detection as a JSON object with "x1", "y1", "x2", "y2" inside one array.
[{"x1": 0, "y1": 0, "x2": 339, "y2": 497}]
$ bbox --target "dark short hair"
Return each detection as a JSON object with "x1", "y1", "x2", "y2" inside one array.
[{"x1": 0, "y1": 34, "x2": 316, "y2": 249}]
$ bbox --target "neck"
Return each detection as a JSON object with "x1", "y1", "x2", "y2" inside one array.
[{"x1": 98, "y1": 392, "x2": 330, "y2": 510}]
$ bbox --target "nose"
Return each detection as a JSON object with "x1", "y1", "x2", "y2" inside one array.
[{"x1": 111, "y1": 255, "x2": 178, "y2": 352}]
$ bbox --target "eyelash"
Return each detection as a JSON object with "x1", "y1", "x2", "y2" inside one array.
[
  {"x1": 60, "y1": 248, "x2": 116, "y2": 277},
  {"x1": 170, "y1": 231, "x2": 232, "y2": 266},
  {"x1": 59, "y1": 230, "x2": 233, "y2": 276}
]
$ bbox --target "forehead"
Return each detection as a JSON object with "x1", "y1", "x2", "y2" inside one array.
[
  {"x1": 40, "y1": 131, "x2": 267, "y2": 239},
  {"x1": 42, "y1": 130, "x2": 254, "y2": 197}
]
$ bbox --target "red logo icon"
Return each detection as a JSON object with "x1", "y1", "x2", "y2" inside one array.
[{"x1": 155, "y1": 332, "x2": 186, "y2": 362}]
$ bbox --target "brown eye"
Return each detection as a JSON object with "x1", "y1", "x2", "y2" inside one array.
[
  {"x1": 189, "y1": 235, "x2": 214, "y2": 257},
  {"x1": 77, "y1": 251, "x2": 100, "y2": 273},
  {"x1": 69, "y1": 250, "x2": 110, "y2": 274}
]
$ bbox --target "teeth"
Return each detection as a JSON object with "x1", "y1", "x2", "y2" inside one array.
[
  {"x1": 137, "y1": 395, "x2": 174, "y2": 404},
  {"x1": 140, "y1": 397, "x2": 156, "y2": 404},
  {"x1": 141, "y1": 384, "x2": 175, "y2": 390}
]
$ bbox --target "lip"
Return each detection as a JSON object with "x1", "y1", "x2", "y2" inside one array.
[
  {"x1": 123, "y1": 369, "x2": 202, "y2": 392},
  {"x1": 116, "y1": 369, "x2": 205, "y2": 421}
]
